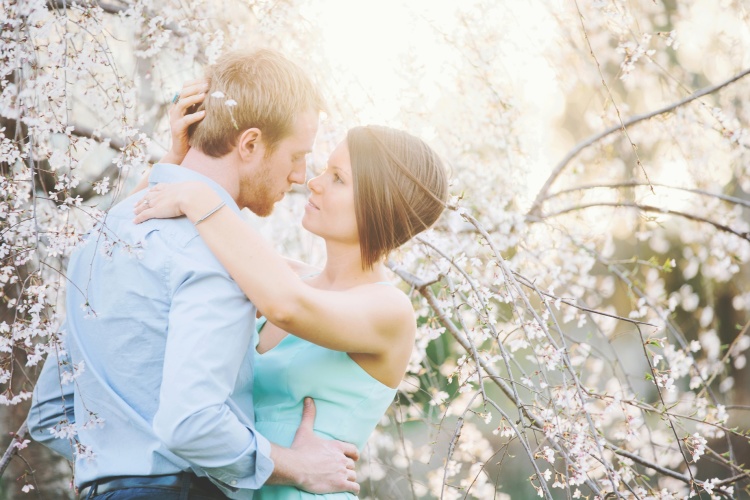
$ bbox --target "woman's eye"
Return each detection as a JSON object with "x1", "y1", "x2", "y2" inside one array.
[{"x1": 333, "y1": 174, "x2": 342, "y2": 183}]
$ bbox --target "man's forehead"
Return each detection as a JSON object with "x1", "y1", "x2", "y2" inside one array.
[
  {"x1": 276, "y1": 111, "x2": 318, "y2": 153},
  {"x1": 292, "y1": 147, "x2": 313, "y2": 156},
  {"x1": 293, "y1": 109, "x2": 320, "y2": 129}
]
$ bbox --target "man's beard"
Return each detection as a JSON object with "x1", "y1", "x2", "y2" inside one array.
[{"x1": 240, "y1": 161, "x2": 276, "y2": 217}]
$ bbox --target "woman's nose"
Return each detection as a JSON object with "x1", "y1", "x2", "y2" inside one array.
[{"x1": 307, "y1": 175, "x2": 322, "y2": 192}]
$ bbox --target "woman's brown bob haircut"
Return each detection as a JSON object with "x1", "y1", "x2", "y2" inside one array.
[
  {"x1": 189, "y1": 49, "x2": 324, "y2": 157},
  {"x1": 347, "y1": 126, "x2": 448, "y2": 270}
]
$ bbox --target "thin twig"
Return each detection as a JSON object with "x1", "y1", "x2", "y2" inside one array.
[
  {"x1": 573, "y1": 0, "x2": 652, "y2": 201},
  {"x1": 0, "y1": 421, "x2": 28, "y2": 477},
  {"x1": 511, "y1": 271, "x2": 657, "y2": 327}
]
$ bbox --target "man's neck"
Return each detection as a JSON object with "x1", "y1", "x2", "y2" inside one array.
[{"x1": 179, "y1": 148, "x2": 240, "y2": 202}]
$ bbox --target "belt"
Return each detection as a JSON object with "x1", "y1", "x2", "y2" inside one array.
[{"x1": 78, "y1": 472, "x2": 226, "y2": 499}]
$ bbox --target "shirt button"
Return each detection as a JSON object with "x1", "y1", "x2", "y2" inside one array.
[{"x1": 231, "y1": 480, "x2": 237, "y2": 486}]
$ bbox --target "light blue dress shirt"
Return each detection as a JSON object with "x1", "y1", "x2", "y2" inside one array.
[{"x1": 28, "y1": 164, "x2": 274, "y2": 498}]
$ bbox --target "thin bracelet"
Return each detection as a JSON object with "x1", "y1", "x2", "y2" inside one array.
[{"x1": 194, "y1": 201, "x2": 226, "y2": 226}]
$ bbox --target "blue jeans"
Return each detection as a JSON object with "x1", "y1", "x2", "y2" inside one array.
[
  {"x1": 80, "y1": 473, "x2": 228, "y2": 500},
  {"x1": 84, "y1": 487, "x2": 225, "y2": 499}
]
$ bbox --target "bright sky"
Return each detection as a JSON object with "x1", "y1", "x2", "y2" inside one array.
[{"x1": 300, "y1": 0, "x2": 565, "y2": 201}]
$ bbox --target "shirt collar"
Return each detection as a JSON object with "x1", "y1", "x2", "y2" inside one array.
[{"x1": 148, "y1": 164, "x2": 242, "y2": 215}]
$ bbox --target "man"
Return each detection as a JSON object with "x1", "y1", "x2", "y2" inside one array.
[{"x1": 28, "y1": 49, "x2": 359, "y2": 499}]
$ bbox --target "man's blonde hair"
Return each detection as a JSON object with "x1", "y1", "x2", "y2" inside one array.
[{"x1": 189, "y1": 49, "x2": 324, "y2": 157}]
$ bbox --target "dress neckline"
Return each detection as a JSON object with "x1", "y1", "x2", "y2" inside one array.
[{"x1": 254, "y1": 316, "x2": 398, "y2": 390}]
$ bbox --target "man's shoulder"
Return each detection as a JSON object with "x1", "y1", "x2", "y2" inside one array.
[
  {"x1": 68, "y1": 197, "x2": 206, "y2": 281},
  {"x1": 100, "y1": 193, "x2": 200, "y2": 247},
  {"x1": 107, "y1": 195, "x2": 232, "y2": 272}
]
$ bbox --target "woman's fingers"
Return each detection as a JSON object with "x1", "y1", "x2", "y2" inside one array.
[
  {"x1": 133, "y1": 198, "x2": 158, "y2": 223},
  {"x1": 173, "y1": 80, "x2": 209, "y2": 103},
  {"x1": 182, "y1": 78, "x2": 207, "y2": 90},
  {"x1": 134, "y1": 194, "x2": 153, "y2": 215},
  {"x1": 133, "y1": 208, "x2": 153, "y2": 224},
  {"x1": 133, "y1": 184, "x2": 184, "y2": 224},
  {"x1": 181, "y1": 109, "x2": 206, "y2": 127},
  {"x1": 133, "y1": 200, "x2": 148, "y2": 219},
  {"x1": 163, "y1": 82, "x2": 205, "y2": 164},
  {"x1": 170, "y1": 92, "x2": 206, "y2": 129},
  {"x1": 133, "y1": 186, "x2": 164, "y2": 213},
  {"x1": 179, "y1": 91, "x2": 205, "y2": 106},
  {"x1": 173, "y1": 92, "x2": 206, "y2": 114},
  {"x1": 168, "y1": 91, "x2": 206, "y2": 147}
]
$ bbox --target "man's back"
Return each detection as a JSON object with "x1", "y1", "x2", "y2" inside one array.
[{"x1": 29, "y1": 165, "x2": 272, "y2": 497}]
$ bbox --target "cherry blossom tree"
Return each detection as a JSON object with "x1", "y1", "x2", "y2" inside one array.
[{"x1": 2, "y1": 0, "x2": 750, "y2": 498}]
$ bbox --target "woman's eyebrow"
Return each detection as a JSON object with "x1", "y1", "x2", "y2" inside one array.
[{"x1": 330, "y1": 165, "x2": 348, "y2": 177}]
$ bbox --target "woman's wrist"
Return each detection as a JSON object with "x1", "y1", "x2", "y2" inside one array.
[{"x1": 181, "y1": 182, "x2": 222, "y2": 223}]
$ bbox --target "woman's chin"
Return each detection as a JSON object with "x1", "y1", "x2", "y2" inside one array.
[{"x1": 300, "y1": 216, "x2": 316, "y2": 235}]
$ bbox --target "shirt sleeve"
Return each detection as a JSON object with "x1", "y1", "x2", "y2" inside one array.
[
  {"x1": 27, "y1": 331, "x2": 77, "y2": 462},
  {"x1": 152, "y1": 246, "x2": 274, "y2": 493}
]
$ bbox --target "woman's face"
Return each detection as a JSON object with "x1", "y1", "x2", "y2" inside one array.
[{"x1": 302, "y1": 141, "x2": 359, "y2": 245}]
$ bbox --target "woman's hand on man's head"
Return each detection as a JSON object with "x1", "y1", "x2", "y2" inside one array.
[{"x1": 159, "y1": 79, "x2": 209, "y2": 165}]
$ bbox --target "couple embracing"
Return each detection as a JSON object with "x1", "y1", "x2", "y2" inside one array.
[{"x1": 28, "y1": 49, "x2": 447, "y2": 499}]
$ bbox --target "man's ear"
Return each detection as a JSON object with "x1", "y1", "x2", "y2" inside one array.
[{"x1": 237, "y1": 128, "x2": 263, "y2": 161}]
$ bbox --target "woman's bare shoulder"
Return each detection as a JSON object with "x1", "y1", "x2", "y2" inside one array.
[{"x1": 358, "y1": 281, "x2": 417, "y2": 333}]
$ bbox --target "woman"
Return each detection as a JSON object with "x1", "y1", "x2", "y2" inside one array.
[{"x1": 135, "y1": 89, "x2": 447, "y2": 499}]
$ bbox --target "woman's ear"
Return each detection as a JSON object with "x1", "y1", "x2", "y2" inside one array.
[{"x1": 237, "y1": 127, "x2": 264, "y2": 161}]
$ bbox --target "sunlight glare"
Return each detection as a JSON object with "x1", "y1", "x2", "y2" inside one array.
[
  {"x1": 308, "y1": 0, "x2": 565, "y2": 202},
  {"x1": 308, "y1": 0, "x2": 446, "y2": 124}
]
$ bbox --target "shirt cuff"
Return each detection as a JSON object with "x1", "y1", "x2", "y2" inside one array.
[
  {"x1": 203, "y1": 428, "x2": 275, "y2": 496},
  {"x1": 254, "y1": 431, "x2": 274, "y2": 484}
]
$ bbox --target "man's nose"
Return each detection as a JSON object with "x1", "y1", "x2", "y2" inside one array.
[{"x1": 289, "y1": 163, "x2": 307, "y2": 185}]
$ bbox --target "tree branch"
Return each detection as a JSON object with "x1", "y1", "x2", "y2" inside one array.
[
  {"x1": 510, "y1": 271, "x2": 657, "y2": 327},
  {"x1": 0, "y1": 421, "x2": 28, "y2": 477},
  {"x1": 47, "y1": 0, "x2": 127, "y2": 15},
  {"x1": 528, "y1": 66, "x2": 750, "y2": 216},
  {"x1": 391, "y1": 209, "x2": 747, "y2": 495},
  {"x1": 540, "y1": 201, "x2": 750, "y2": 241},
  {"x1": 544, "y1": 181, "x2": 750, "y2": 210},
  {"x1": 69, "y1": 125, "x2": 162, "y2": 164}
]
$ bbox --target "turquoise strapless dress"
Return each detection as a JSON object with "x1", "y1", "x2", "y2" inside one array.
[{"x1": 253, "y1": 317, "x2": 397, "y2": 499}]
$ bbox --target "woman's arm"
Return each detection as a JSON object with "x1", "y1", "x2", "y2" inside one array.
[
  {"x1": 134, "y1": 182, "x2": 415, "y2": 355},
  {"x1": 129, "y1": 80, "x2": 208, "y2": 195}
]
